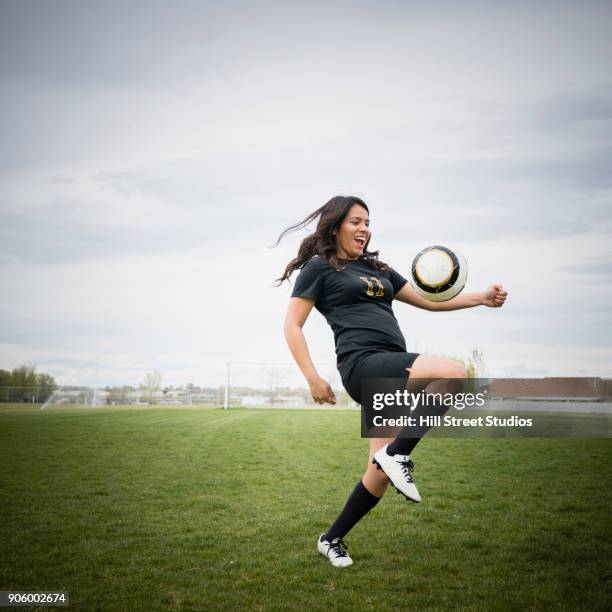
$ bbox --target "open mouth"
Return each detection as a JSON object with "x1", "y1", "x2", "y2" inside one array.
[{"x1": 354, "y1": 236, "x2": 366, "y2": 249}]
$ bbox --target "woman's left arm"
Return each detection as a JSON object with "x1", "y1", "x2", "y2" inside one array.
[{"x1": 394, "y1": 282, "x2": 508, "y2": 311}]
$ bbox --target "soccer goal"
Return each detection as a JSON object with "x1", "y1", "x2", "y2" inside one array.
[{"x1": 41, "y1": 386, "x2": 109, "y2": 409}]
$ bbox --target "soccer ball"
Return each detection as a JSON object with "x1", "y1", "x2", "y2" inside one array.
[{"x1": 410, "y1": 245, "x2": 468, "y2": 302}]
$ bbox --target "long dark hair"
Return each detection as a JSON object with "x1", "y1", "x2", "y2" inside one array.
[{"x1": 272, "y1": 195, "x2": 391, "y2": 285}]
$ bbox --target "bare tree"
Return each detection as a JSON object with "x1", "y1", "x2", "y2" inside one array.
[
  {"x1": 463, "y1": 348, "x2": 488, "y2": 393},
  {"x1": 263, "y1": 366, "x2": 286, "y2": 407},
  {"x1": 467, "y1": 348, "x2": 487, "y2": 379},
  {"x1": 141, "y1": 370, "x2": 162, "y2": 404}
]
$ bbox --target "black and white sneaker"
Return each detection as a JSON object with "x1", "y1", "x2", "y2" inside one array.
[
  {"x1": 317, "y1": 534, "x2": 353, "y2": 568},
  {"x1": 372, "y1": 444, "x2": 422, "y2": 503}
]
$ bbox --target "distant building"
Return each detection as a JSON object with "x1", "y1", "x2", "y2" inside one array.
[
  {"x1": 274, "y1": 396, "x2": 302, "y2": 407},
  {"x1": 487, "y1": 377, "x2": 611, "y2": 401},
  {"x1": 240, "y1": 395, "x2": 269, "y2": 406}
]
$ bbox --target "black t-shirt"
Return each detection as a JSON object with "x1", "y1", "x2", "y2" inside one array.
[{"x1": 290, "y1": 255, "x2": 409, "y2": 381}]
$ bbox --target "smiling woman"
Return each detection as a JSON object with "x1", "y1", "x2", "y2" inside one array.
[
  {"x1": 334, "y1": 208, "x2": 370, "y2": 259},
  {"x1": 273, "y1": 195, "x2": 507, "y2": 568}
]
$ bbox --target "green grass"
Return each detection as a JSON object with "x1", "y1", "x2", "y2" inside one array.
[{"x1": 1, "y1": 404, "x2": 610, "y2": 611}]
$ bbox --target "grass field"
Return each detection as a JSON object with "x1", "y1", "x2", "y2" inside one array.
[{"x1": 1, "y1": 404, "x2": 611, "y2": 611}]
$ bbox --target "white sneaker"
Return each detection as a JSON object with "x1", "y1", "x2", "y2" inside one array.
[
  {"x1": 373, "y1": 445, "x2": 422, "y2": 503},
  {"x1": 317, "y1": 534, "x2": 353, "y2": 567}
]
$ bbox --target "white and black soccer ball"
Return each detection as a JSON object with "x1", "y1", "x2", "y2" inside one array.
[{"x1": 410, "y1": 245, "x2": 468, "y2": 302}]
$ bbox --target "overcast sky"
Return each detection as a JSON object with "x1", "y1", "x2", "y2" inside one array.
[{"x1": 1, "y1": 0, "x2": 611, "y2": 388}]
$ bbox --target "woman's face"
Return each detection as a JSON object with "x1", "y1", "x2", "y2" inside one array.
[{"x1": 334, "y1": 204, "x2": 371, "y2": 260}]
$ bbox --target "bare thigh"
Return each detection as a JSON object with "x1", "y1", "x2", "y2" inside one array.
[{"x1": 405, "y1": 354, "x2": 468, "y2": 393}]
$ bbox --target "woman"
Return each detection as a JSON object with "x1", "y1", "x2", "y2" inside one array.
[{"x1": 274, "y1": 195, "x2": 507, "y2": 568}]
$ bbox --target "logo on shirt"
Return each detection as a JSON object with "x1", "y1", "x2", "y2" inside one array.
[{"x1": 359, "y1": 276, "x2": 385, "y2": 297}]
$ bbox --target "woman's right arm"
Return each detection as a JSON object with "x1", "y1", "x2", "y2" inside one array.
[{"x1": 283, "y1": 297, "x2": 337, "y2": 405}]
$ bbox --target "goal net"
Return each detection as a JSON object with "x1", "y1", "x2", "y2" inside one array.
[{"x1": 41, "y1": 386, "x2": 109, "y2": 409}]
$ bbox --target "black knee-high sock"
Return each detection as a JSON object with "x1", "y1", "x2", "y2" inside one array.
[
  {"x1": 323, "y1": 480, "x2": 381, "y2": 542},
  {"x1": 387, "y1": 396, "x2": 451, "y2": 456},
  {"x1": 386, "y1": 432, "x2": 421, "y2": 456}
]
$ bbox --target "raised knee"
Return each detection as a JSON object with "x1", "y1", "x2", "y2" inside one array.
[
  {"x1": 446, "y1": 361, "x2": 468, "y2": 379},
  {"x1": 410, "y1": 355, "x2": 468, "y2": 383}
]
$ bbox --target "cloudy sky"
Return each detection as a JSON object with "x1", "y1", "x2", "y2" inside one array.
[{"x1": 1, "y1": 0, "x2": 611, "y2": 388}]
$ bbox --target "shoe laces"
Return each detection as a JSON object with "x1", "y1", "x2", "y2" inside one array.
[
  {"x1": 397, "y1": 457, "x2": 415, "y2": 483},
  {"x1": 328, "y1": 538, "x2": 349, "y2": 559}
]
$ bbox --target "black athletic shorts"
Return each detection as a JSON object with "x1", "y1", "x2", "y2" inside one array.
[{"x1": 341, "y1": 351, "x2": 420, "y2": 405}]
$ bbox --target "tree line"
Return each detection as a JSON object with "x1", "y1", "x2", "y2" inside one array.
[{"x1": 0, "y1": 364, "x2": 57, "y2": 403}]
